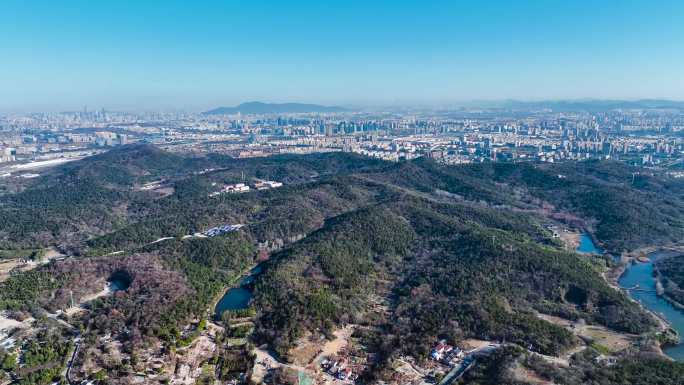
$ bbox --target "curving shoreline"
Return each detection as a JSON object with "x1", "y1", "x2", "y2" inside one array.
[
  {"x1": 209, "y1": 262, "x2": 258, "y2": 318},
  {"x1": 607, "y1": 258, "x2": 670, "y2": 327},
  {"x1": 592, "y1": 239, "x2": 684, "y2": 359},
  {"x1": 613, "y1": 250, "x2": 684, "y2": 359}
]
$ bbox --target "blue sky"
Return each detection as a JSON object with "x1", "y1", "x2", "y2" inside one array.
[{"x1": 1, "y1": 0, "x2": 683, "y2": 111}]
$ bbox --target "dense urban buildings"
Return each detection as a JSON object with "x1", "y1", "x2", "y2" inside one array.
[{"x1": 2, "y1": 102, "x2": 684, "y2": 179}]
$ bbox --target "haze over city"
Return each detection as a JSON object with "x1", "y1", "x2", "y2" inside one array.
[{"x1": 2, "y1": 0, "x2": 684, "y2": 112}]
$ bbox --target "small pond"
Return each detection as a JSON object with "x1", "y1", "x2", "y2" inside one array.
[{"x1": 214, "y1": 263, "x2": 264, "y2": 318}]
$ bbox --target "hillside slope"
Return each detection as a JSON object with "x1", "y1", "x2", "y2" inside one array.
[{"x1": 1, "y1": 145, "x2": 683, "y2": 384}]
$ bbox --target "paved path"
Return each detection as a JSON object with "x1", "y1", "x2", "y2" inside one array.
[
  {"x1": 438, "y1": 344, "x2": 499, "y2": 385},
  {"x1": 65, "y1": 336, "x2": 82, "y2": 385}
]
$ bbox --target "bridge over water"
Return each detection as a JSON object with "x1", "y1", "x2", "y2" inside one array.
[{"x1": 621, "y1": 284, "x2": 658, "y2": 293}]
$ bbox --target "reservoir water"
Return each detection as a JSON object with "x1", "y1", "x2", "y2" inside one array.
[
  {"x1": 214, "y1": 264, "x2": 263, "y2": 318},
  {"x1": 215, "y1": 287, "x2": 252, "y2": 316},
  {"x1": 617, "y1": 252, "x2": 684, "y2": 360},
  {"x1": 576, "y1": 233, "x2": 603, "y2": 254}
]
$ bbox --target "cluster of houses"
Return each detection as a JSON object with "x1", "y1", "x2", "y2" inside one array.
[
  {"x1": 254, "y1": 180, "x2": 283, "y2": 190},
  {"x1": 203, "y1": 224, "x2": 244, "y2": 237},
  {"x1": 594, "y1": 355, "x2": 617, "y2": 366},
  {"x1": 320, "y1": 357, "x2": 358, "y2": 382},
  {"x1": 209, "y1": 183, "x2": 251, "y2": 196},
  {"x1": 209, "y1": 180, "x2": 283, "y2": 197},
  {"x1": 430, "y1": 340, "x2": 464, "y2": 366},
  {"x1": 195, "y1": 168, "x2": 216, "y2": 175}
]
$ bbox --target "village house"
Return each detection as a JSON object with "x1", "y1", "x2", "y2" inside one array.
[
  {"x1": 430, "y1": 341, "x2": 453, "y2": 361},
  {"x1": 254, "y1": 180, "x2": 283, "y2": 190}
]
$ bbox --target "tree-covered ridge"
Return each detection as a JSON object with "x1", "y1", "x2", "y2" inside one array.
[
  {"x1": 0, "y1": 146, "x2": 390, "y2": 250},
  {"x1": 386, "y1": 200, "x2": 653, "y2": 356},
  {"x1": 656, "y1": 254, "x2": 684, "y2": 306},
  {"x1": 83, "y1": 175, "x2": 395, "y2": 255},
  {"x1": 2, "y1": 145, "x2": 682, "y2": 254},
  {"x1": 254, "y1": 206, "x2": 415, "y2": 355},
  {"x1": 1, "y1": 145, "x2": 683, "y2": 383},
  {"x1": 253, "y1": 194, "x2": 655, "y2": 362},
  {"x1": 355, "y1": 158, "x2": 684, "y2": 251},
  {"x1": 0, "y1": 144, "x2": 187, "y2": 249},
  {"x1": 456, "y1": 160, "x2": 684, "y2": 251}
]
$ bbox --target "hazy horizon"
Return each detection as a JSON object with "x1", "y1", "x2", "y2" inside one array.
[
  {"x1": 2, "y1": 0, "x2": 684, "y2": 112},
  {"x1": 6, "y1": 98, "x2": 684, "y2": 115}
]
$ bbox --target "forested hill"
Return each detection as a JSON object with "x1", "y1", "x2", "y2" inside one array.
[
  {"x1": 0, "y1": 145, "x2": 388, "y2": 250},
  {"x1": 1, "y1": 145, "x2": 682, "y2": 252},
  {"x1": 365, "y1": 158, "x2": 684, "y2": 251},
  {"x1": 1, "y1": 145, "x2": 684, "y2": 384},
  {"x1": 254, "y1": 198, "x2": 653, "y2": 358}
]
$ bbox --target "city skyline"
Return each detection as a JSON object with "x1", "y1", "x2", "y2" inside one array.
[{"x1": 1, "y1": 0, "x2": 684, "y2": 112}]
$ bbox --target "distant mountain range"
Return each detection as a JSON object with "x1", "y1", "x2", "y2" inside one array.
[
  {"x1": 203, "y1": 102, "x2": 348, "y2": 115},
  {"x1": 201, "y1": 99, "x2": 684, "y2": 115}
]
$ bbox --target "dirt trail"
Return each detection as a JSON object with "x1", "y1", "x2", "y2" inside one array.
[
  {"x1": 64, "y1": 282, "x2": 113, "y2": 316},
  {"x1": 311, "y1": 325, "x2": 354, "y2": 364},
  {"x1": 461, "y1": 339, "x2": 492, "y2": 351}
]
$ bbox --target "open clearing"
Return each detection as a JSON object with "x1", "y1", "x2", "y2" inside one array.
[{"x1": 537, "y1": 313, "x2": 635, "y2": 353}]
